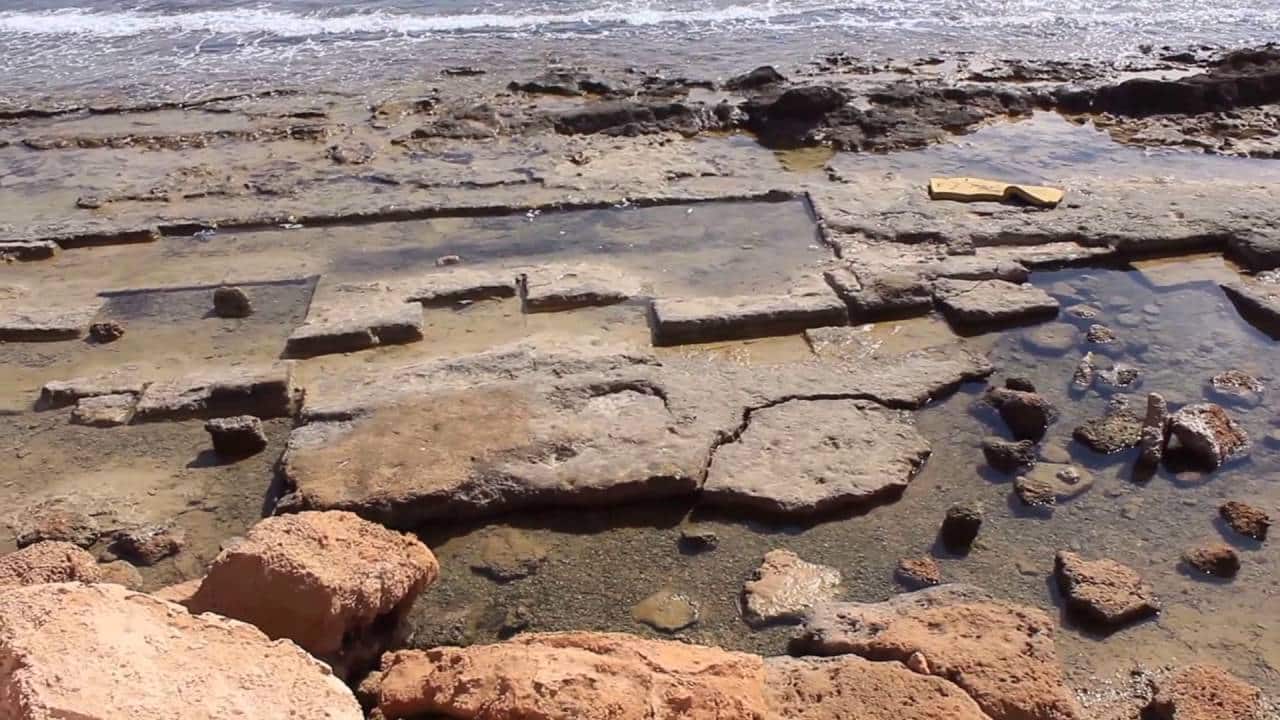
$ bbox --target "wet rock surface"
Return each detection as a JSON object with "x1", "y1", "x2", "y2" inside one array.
[
  {"x1": 741, "y1": 549, "x2": 841, "y2": 627},
  {"x1": 935, "y1": 279, "x2": 1060, "y2": 331},
  {"x1": 631, "y1": 590, "x2": 700, "y2": 632},
  {"x1": 1183, "y1": 542, "x2": 1242, "y2": 578},
  {"x1": 1054, "y1": 551, "x2": 1160, "y2": 629},
  {"x1": 982, "y1": 436, "x2": 1037, "y2": 474},
  {"x1": 0, "y1": 582, "x2": 362, "y2": 720},
  {"x1": 1014, "y1": 464, "x2": 1094, "y2": 508},
  {"x1": 793, "y1": 584, "x2": 1083, "y2": 720},
  {"x1": 187, "y1": 511, "x2": 439, "y2": 673},
  {"x1": 986, "y1": 387, "x2": 1057, "y2": 441},
  {"x1": 471, "y1": 527, "x2": 550, "y2": 581},
  {"x1": 940, "y1": 503, "x2": 983, "y2": 552},
  {"x1": 1168, "y1": 403, "x2": 1250, "y2": 469},
  {"x1": 1073, "y1": 401, "x2": 1144, "y2": 454}
]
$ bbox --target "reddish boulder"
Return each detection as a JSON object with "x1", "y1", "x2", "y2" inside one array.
[
  {"x1": 0, "y1": 582, "x2": 361, "y2": 720},
  {"x1": 764, "y1": 654, "x2": 992, "y2": 720},
  {"x1": 0, "y1": 541, "x2": 102, "y2": 588},
  {"x1": 187, "y1": 511, "x2": 439, "y2": 673},
  {"x1": 1146, "y1": 664, "x2": 1262, "y2": 720},
  {"x1": 792, "y1": 584, "x2": 1082, "y2": 720},
  {"x1": 365, "y1": 632, "x2": 769, "y2": 720}
]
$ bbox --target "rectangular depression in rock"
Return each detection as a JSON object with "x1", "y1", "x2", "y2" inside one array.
[
  {"x1": 285, "y1": 279, "x2": 424, "y2": 358},
  {"x1": 649, "y1": 291, "x2": 848, "y2": 346}
]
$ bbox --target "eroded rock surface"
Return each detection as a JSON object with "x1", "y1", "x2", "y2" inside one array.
[
  {"x1": 1146, "y1": 663, "x2": 1264, "y2": 720},
  {"x1": 1169, "y1": 403, "x2": 1250, "y2": 469},
  {"x1": 1073, "y1": 400, "x2": 1144, "y2": 454},
  {"x1": 792, "y1": 584, "x2": 1083, "y2": 720},
  {"x1": 934, "y1": 279, "x2": 1059, "y2": 331},
  {"x1": 703, "y1": 398, "x2": 930, "y2": 517},
  {"x1": 1220, "y1": 501, "x2": 1270, "y2": 541},
  {"x1": 0, "y1": 582, "x2": 362, "y2": 720},
  {"x1": 649, "y1": 291, "x2": 847, "y2": 345},
  {"x1": 0, "y1": 541, "x2": 102, "y2": 588},
  {"x1": 133, "y1": 364, "x2": 295, "y2": 421},
  {"x1": 286, "y1": 281, "x2": 424, "y2": 357},
  {"x1": 187, "y1": 511, "x2": 439, "y2": 673}
]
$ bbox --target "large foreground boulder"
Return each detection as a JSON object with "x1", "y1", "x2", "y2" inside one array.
[
  {"x1": 1146, "y1": 663, "x2": 1263, "y2": 720},
  {"x1": 0, "y1": 541, "x2": 101, "y2": 588},
  {"x1": 187, "y1": 511, "x2": 438, "y2": 674},
  {"x1": 361, "y1": 632, "x2": 995, "y2": 720},
  {"x1": 791, "y1": 584, "x2": 1082, "y2": 720},
  {"x1": 0, "y1": 582, "x2": 362, "y2": 720}
]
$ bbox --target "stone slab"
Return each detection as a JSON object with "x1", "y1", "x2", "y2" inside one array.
[
  {"x1": 519, "y1": 264, "x2": 640, "y2": 313},
  {"x1": 71, "y1": 393, "x2": 138, "y2": 427},
  {"x1": 649, "y1": 291, "x2": 847, "y2": 346},
  {"x1": 404, "y1": 268, "x2": 518, "y2": 306},
  {"x1": 823, "y1": 266, "x2": 934, "y2": 321},
  {"x1": 133, "y1": 364, "x2": 295, "y2": 422},
  {"x1": 934, "y1": 278, "x2": 1059, "y2": 330},
  {"x1": 286, "y1": 281, "x2": 424, "y2": 358},
  {"x1": 0, "y1": 302, "x2": 101, "y2": 342},
  {"x1": 40, "y1": 373, "x2": 148, "y2": 409},
  {"x1": 0, "y1": 241, "x2": 57, "y2": 261},
  {"x1": 702, "y1": 398, "x2": 930, "y2": 517}
]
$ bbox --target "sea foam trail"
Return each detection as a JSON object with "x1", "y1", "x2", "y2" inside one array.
[{"x1": 0, "y1": 3, "x2": 841, "y2": 37}]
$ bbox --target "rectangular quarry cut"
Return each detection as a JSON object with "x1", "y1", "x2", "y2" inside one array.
[
  {"x1": 132, "y1": 364, "x2": 295, "y2": 422},
  {"x1": 518, "y1": 264, "x2": 640, "y2": 313},
  {"x1": 49, "y1": 226, "x2": 161, "y2": 249},
  {"x1": 404, "y1": 268, "x2": 517, "y2": 307},
  {"x1": 285, "y1": 281, "x2": 424, "y2": 358},
  {"x1": 0, "y1": 303, "x2": 101, "y2": 342},
  {"x1": 0, "y1": 241, "x2": 57, "y2": 261},
  {"x1": 40, "y1": 375, "x2": 148, "y2": 409},
  {"x1": 823, "y1": 267, "x2": 935, "y2": 322},
  {"x1": 649, "y1": 292, "x2": 848, "y2": 346}
]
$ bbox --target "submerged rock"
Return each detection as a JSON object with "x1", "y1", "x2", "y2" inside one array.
[
  {"x1": 1183, "y1": 542, "x2": 1241, "y2": 578},
  {"x1": 187, "y1": 511, "x2": 439, "y2": 674},
  {"x1": 982, "y1": 436, "x2": 1036, "y2": 474},
  {"x1": 471, "y1": 527, "x2": 549, "y2": 581},
  {"x1": 741, "y1": 549, "x2": 841, "y2": 627},
  {"x1": 632, "y1": 590, "x2": 700, "y2": 632},
  {"x1": 894, "y1": 556, "x2": 943, "y2": 590},
  {"x1": 1208, "y1": 370, "x2": 1265, "y2": 408},
  {"x1": 1085, "y1": 323, "x2": 1119, "y2": 346},
  {"x1": 678, "y1": 527, "x2": 720, "y2": 553},
  {"x1": 1146, "y1": 663, "x2": 1264, "y2": 720},
  {"x1": 212, "y1": 285, "x2": 252, "y2": 318},
  {"x1": 1014, "y1": 464, "x2": 1094, "y2": 508},
  {"x1": 823, "y1": 267, "x2": 934, "y2": 321},
  {"x1": 1168, "y1": 403, "x2": 1250, "y2": 469},
  {"x1": 792, "y1": 584, "x2": 1083, "y2": 720},
  {"x1": 1220, "y1": 501, "x2": 1270, "y2": 541},
  {"x1": 703, "y1": 398, "x2": 930, "y2": 517},
  {"x1": 1073, "y1": 400, "x2": 1144, "y2": 454},
  {"x1": 986, "y1": 387, "x2": 1057, "y2": 441},
  {"x1": 0, "y1": 541, "x2": 101, "y2": 588},
  {"x1": 1054, "y1": 551, "x2": 1160, "y2": 629},
  {"x1": 109, "y1": 524, "x2": 184, "y2": 565},
  {"x1": 1071, "y1": 352, "x2": 1098, "y2": 390},
  {"x1": 0, "y1": 583, "x2": 362, "y2": 720}
]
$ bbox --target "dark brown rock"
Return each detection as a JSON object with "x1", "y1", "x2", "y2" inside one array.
[
  {"x1": 940, "y1": 503, "x2": 982, "y2": 552},
  {"x1": 1054, "y1": 551, "x2": 1159, "y2": 629},
  {"x1": 1220, "y1": 501, "x2": 1270, "y2": 541},
  {"x1": 213, "y1": 285, "x2": 252, "y2": 318},
  {"x1": 986, "y1": 387, "x2": 1057, "y2": 441},
  {"x1": 88, "y1": 320, "x2": 125, "y2": 343},
  {"x1": 823, "y1": 267, "x2": 934, "y2": 321},
  {"x1": 982, "y1": 436, "x2": 1036, "y2": 474},
  {"x1": 110, "y1": 525, "x2": 185, "y2": 565},
  {"x1": 1208, "y1": 370, "x2": 1265, "y2": 408},
  {"x1": 1073, "y1": 401, "x2": 1143, "y2": 454}
]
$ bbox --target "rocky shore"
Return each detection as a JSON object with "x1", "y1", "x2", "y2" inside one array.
[{"x1": 2, "y1": 42, "x2": 1280, "y2": 720}]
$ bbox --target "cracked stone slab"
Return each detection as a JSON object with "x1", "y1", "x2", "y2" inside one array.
[
  {"x1": 282, "y1": 375, "x2": 708, "y2": 527},
  {"x1": 792, "y1": 584, "x2": 1083, "y2": 720},
  {"x1": 805, "y1": 337, "x2": 995, "y2": 407},
  {"x1": 976, "y1": 243, "x2": 1118, "y2": 269},
  {"x1": 286, "y1": 280, "x2": 424, "y2": 358},
  {"x1": 403, "y1": 267, "x2": 517, "y2": 306},
  {"x1": 133, "y1": 364, "x2": 296, "y2": 422},
  {"x1": 934, "y1": 278, "x2": 1059, "y2": 330},
  {"x1": 518, "y1": 264, "x2": 641, "y2": 313},
  {"x1": 649, "y1": 290, "x2": 847, "y2": 346},
  {"x1": 702, "y1": 398, "x2": 930, "y2": 517},
  {"x1": 0, "y1": 302, "x2": 102, "y2": 342}
]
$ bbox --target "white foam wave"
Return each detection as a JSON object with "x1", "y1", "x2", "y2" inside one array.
[{"x1": 0, "y1": 3, "x2": 840, "y2": 37}]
